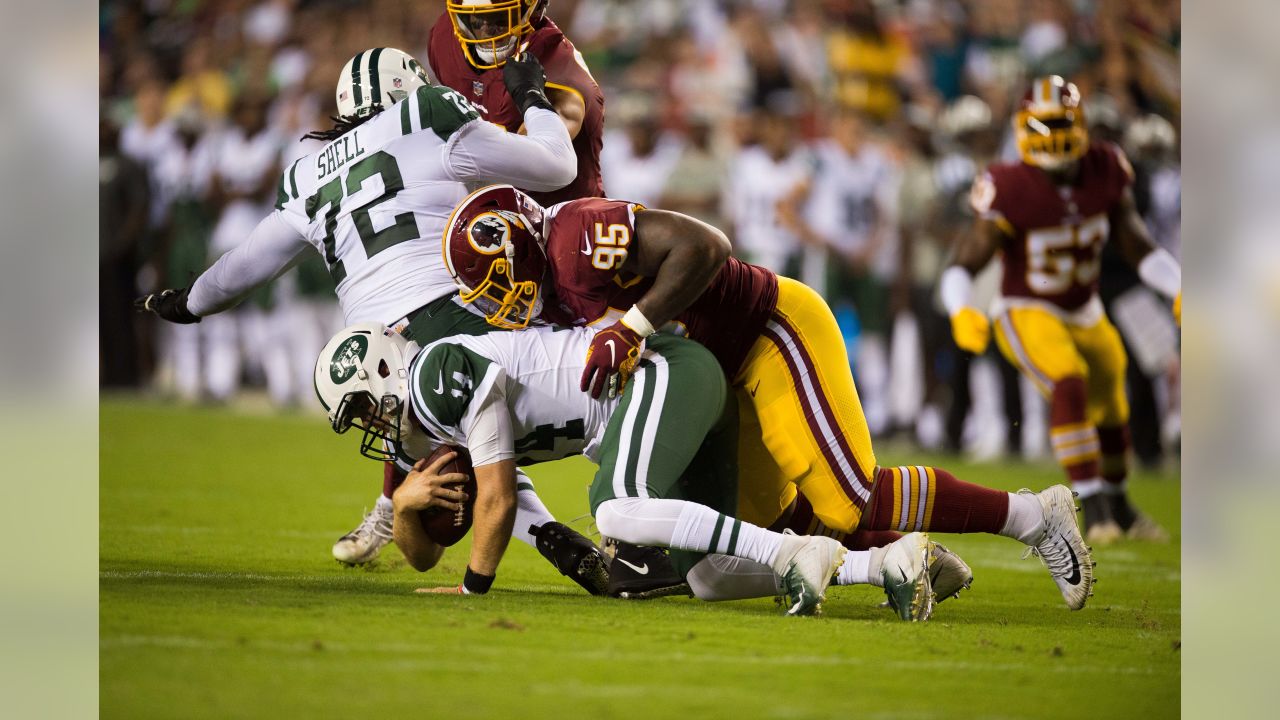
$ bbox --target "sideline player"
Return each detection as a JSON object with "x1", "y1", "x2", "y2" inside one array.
[
  {"x1": 442, "y1": 185, "x2": 1096, "y2": 611},
  {"x1": 133, "y1": 47, "x2": 610, "y2": 588},
  {"x1": 430, "y1": 0, "x2": 603, "y2": 205},
  {"x1": 940, "y1": 77, "x2": 1181, "y2": 544}
]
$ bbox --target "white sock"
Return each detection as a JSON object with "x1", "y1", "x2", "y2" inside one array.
[
  {"x1": 513, "y1": 476, "x2": 557, "y2": 548},
  {"x1": 686, "y1": 555, "x2": 783, "y2": 601},
  {"x1": 999, "y1": 492, "x2": 1045, "y2": 544},
  {"x1": 836, "y1": 549, "x2": 873, "y2": 586},
  {"x1": 595, "y1": 497, "x2": 785, "y2": 566},
  {"x1": 1072, "y1": 477, "x2": 1106, "y2": 498},
  {"x1": 375, "y1": 494, "x2": 394, "y2": 513},
  {"x1": 867, "y1": 545, "x2": 890, "y2": 587}
]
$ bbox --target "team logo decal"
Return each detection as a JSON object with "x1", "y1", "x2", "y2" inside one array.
[
  {"x1": 393, "y1": 77, "x2": 403, "y2": 88},
  {"x1": 329, "y1": 335, "x2": 369, "y2": 384},
  {"x1": 472, "y1": 80, "x2": 484, "y2": 97},
  {"x1": 467, "y1": 212, "x2": 521, "y2": 255}
]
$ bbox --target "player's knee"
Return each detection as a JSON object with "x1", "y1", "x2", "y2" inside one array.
[{"x1": 594, "y1": 498, "x2": 642, "y2": 542}]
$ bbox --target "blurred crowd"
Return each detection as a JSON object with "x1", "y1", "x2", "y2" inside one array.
[{"x1": 100, "y1": 0, "x2": 1180, "y2": 463}]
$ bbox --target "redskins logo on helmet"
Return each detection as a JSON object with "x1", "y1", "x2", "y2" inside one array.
[
  {"x1": 1014, "y1": 75, "x2": 1089, "y2": 171},
  {"x1": 446, "y1": 0, "x2": 550, "y2": 70},
  {"x1": 443, "y1": 185, "x2": 549, "y2": 329}
]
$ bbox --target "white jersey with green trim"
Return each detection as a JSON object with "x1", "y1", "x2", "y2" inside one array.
[
  {"x1": 405, "y1": 326, "x2": 620, "y2": 468},
  {"x1": 186, "y1": 85, "x2": 576, "y2": 325}
]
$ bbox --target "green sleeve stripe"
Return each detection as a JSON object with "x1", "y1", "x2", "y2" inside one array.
[
  {"x1": 287, "y1": 160, "x2": 299, "y2": 199},
  {"x1": 368, "y1": 48, "x2": 384, "y2": 107},
  {"x1": 725, "y1": 519, "x2": 742, "y2": 555},
  {"x1": 273, "y1": 173, "x2": 289, "y2": 210},
  {"x1": 350, "y1": 50, "x2": 365, "y2": 108},
  {"x1": 416, "y1": 86, "x2": 479, "y2": 141},
  {"x1": 416, "y1": 87, "x2": 432, "y2": 136},
  {"x1": 708, "y1": 513, "x2": 726, "y2": 553},
  {"x1": 516, "y1": 481, "x2": 535, "y2": 493},
  {"x1": 400, "y1": 95, "x2": 412, "y2": 135}
]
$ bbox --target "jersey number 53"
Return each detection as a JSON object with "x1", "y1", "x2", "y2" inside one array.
[{"x1": 1025, "y1": 214, "x2": 1108, "y2": 295}]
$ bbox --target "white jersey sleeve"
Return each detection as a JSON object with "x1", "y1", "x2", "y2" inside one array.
[
  {"x1": 187, "y1": 210, "x2": 310, "y2": 316},
  {"x1": 446, "y1": 107, "x2": 576, "y2": 192}
]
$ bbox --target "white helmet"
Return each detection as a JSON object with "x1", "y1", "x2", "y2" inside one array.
[
  {"x1": 315, "y1": 322, "x2": 416, "y2": 460},
  {"x1": 335, "y1": 47, "x2": 431, "y2": 119}
]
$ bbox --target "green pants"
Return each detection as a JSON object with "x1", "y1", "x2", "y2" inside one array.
[
  {"x1": 399, "y1": 295, "x2": 502, "y2": 345},
  {"x1": 589, "y1": 334, "x2": 739, "y2": 577}
]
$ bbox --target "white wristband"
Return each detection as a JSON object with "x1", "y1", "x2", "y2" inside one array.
[
  {"x1": 621, "y1": 305, "x2": 656, "y2": 337},
  {"x1": 939, "y1": 266, "x2": 975, "y2": 317},
  {"x1": 1136, "y1": 248, "x2": 1181, "y2": 300}
]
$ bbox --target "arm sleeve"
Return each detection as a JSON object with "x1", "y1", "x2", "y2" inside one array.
[
  {"x1": 446, "y1": 108, "x2": 577, "y2": 191},
  {"x1": 458, "y1": 377, "x2": 515, "y2": 467},
  {"x1": 187, "y1": 210, "x2": 312, "y2": 316}
]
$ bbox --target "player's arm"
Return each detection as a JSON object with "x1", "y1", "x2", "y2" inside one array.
[
  {"x1": 544, "y1": 85, "x2": 585, "y2": 139},
  {"x1": 622, "y1": 209, "x2": 731, "y2": 329},
  {"x1": 457, "y1": 383, "x2": 518, "y2": 591},
  {"x1": 391, "y1": 452, "x2": 472, "y2": 571},
  {"x1": 136, "y1": 210, "x2": 310, "y2": 323},
  {"x1": 448, "y1": 53, "x2": 576, "y2": 191},
  {"x1": 1111, "y1": 187, "x2": 1182, "y2": 322},
  {"x1": 939, "y1": 179, "x2": 1006, "y2": 355}
]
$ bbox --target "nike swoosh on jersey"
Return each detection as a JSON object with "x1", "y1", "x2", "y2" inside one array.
[
  {"x1": 615, "y1": 558, "x2": 649, "y2": 575},
  {"x1": 581, "y1": 232, "x2": 593, "y2": 255},
  {"x1": 1064, "y1": 540, "x2": 1082, "y2": 585},
  {"x1": 433, "y1": 372, "x2": 445, "y2": 395}
]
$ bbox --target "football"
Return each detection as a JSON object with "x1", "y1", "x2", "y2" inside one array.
[{"x1": 417, "y1": 445, "x2": 477, "y2": 547}]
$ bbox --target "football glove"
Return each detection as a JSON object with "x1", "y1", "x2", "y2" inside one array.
[
  {"x1": 581, "y1": 320, "x2": 643, "y2": 399},
  {"x1": 1173, "y1": 291, "x2": 1181, "y2": 327},
  {"x1": 502, "y1": 52, "x2": 555, "y2": 115},
  {"x1": 950, "y1": 307, "x2": 990, "y2": 355},
  {"x1": 135, "y1": 287, "x2": 201, "y2": 324}
]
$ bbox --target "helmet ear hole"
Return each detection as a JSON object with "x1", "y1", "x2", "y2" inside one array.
[{"x1": 378, "y1": 359, "x2": 391, "y2": 379}]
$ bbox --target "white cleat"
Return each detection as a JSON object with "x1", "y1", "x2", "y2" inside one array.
[
  {"x1": 332, "y1": 503, "x2": 394, "y2": 565},
  {"x1": 771, "y1": 530, "x2": 845, "y2": 616},
  {"x1": 929, "y1": 541, "x2": 973, "y2": 603},
  {"x1": 881, "y1": 532, "x2": 935, "y2": 621},
  {"x1": 1021, "y1": 486, "x2": 1095, "y2": 610}
]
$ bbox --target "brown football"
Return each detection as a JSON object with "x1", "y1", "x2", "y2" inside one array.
[{"x1": 416, "y1": 445, "x2": 477, "y2": 547}]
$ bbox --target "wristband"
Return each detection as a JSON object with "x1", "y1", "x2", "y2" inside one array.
[
  {"x1": 621, "y1": 305, "x2": 656, "y2": 338},
  {"x1": 462, "y1": 566, "x2": 495, "y2": 595},
  {"x1": 938, "y1": 266, "x2": 974, "y2": 318},
  {"x1": 1136, "y1": 247, "x2": 1181, "y2": 300}
]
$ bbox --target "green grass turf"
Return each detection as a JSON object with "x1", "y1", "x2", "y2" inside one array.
[{"x1": 101, "y1": 396, "x2": 1180, "y2": 719}]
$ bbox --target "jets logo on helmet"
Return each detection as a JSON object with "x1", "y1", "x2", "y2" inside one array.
[
  {"x1": 444, "y1": 185, "x2": 549, "y2": 329},
  {"x1": 1014, "y1": 75, "x2": 1089, "y2": 171},
  {"x1": 315, "y1": 323, "x2": 417, "y2": 461},
  {"x1": 336, "y1": 48, "x2": 431, "y2": 119}
]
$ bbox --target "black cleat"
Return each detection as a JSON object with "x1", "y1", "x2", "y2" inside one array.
[
  {"x1": 606, "y1": 541, "x2": 691, "y2": 599},
  {"x1": 532, "y1": 522, "x2": 610, "y2": 596},
  {"x1": 1080, "y1": 493, "x2": 1123, "y2": 546}
]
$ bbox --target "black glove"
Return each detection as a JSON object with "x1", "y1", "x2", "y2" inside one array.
[
  {"x1": 134, "y1": 286, "x2": 201, "y2": 324},
  {"x1": 531, "y1": 522, "x2": 609, "y2": 596},
  {"x1": 503, "y1": 52, "x2": 555, "y2": 115}
]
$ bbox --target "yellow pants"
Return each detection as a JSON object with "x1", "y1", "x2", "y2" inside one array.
[
  {"x1": 733, "y1": 277, "x2": 877, "y2": 531},
  {"x1": 992, "y1": 305, "x2": 1129, "y2": 426}
]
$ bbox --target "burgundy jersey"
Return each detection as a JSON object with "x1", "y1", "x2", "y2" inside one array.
[
  {"x1": 539, "y1": 198, "x2": 779, "y2": 377},
  {"x1": 972, "y1": 142, "x2": 1134, "y2": 311},
  {"x1": 428, "y1": 15, "x2": 605, "y2": 206}
]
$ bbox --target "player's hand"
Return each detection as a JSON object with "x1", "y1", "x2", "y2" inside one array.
[
  {"x1": 950, "y1": 307, "x2": 991, "y2": 355},
  {"x1": 502, "y1": 52, "x2": 555, "y2": 115},
  {"x1": 134, "y1": 287, "x2": 201, "y2": 324},
  {"x1": 393, "y1": 454, "x2": 471, "y2": 514},
  {"x1": 415, "y1": 585, "x2": 465, "y2": 595},
  {"x1": 580, "y1": 321, "x2": 644, "y2": 399},
  {"x1": 1173, "y1": 291, "x2": 1181, "y2": 327}
]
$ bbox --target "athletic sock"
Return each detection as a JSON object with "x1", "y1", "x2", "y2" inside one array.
[
  {"x1": 1048, "y1": 378, "x2": 1102, "y2": 486},
  {"x1": 599, "y1": 497, "x2": 785, "y2": 567},
  {"x1": 1097, "y1": 424, "x2": 1130, "y2": 487},
  {"x1": 998, "y1": 492, "x2": 1045, "y2": 544},
  {"x1": 375, "y1": 493, "x2": 394, "y2": 513},
  {"x1": 382, "y1": 461, "x2": 404, "y2": 500},
  {"x1": 835, "y1": 549, "x2": 873, "y2": 586},
  {"x1": 862, "y1": 466, "x2": 1009, "y2": 534},
  {"x1": 866, "y1": 545, "x2": 890, "y2": 588}
]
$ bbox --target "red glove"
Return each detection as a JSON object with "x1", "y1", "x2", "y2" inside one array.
[{"x1": 581, "y1": 321, "x2": 644, "y2": 399}]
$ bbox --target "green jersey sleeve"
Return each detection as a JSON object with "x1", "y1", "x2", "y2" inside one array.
[
  {"x1": 411, "y1": 85, "x2": 481, "y2": 142},
  {"x1": 407, "y1": 341, "x2": 499, "y2": 443}
]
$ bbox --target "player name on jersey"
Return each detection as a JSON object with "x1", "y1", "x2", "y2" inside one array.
[{"x1": 315, "y1": 134, "x2": 367, "y2": 179}]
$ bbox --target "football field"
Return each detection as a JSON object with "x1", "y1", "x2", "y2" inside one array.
[{"x1": 100, "y1": 397, "x2": 1180, "y2": 719}]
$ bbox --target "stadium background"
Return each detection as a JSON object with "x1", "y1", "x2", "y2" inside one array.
[{"x1": 99, "y1": 0, "x2": 1181, "y2": 462}]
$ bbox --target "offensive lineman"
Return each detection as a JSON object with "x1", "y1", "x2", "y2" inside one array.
[
  {"x1": 941, "y1": 76, "x2": 1181, "y2": 544},
  {"x1": 135, "y1": 47, "x2": 618, "y2": 592},
  {"x1": 441, "y1": 185, "x2": 1098, "y2": 612}
]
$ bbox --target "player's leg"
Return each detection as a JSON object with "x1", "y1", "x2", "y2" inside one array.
[
  {"x1": 589, "y1": 335, "x2": 846, "y2": 616},
  {"x1": 994, "y1": 305, "x2": 1122, "y2": 543},
  {"x1": 334, "y1": 297, "x2": 506, "y2": 562},
  {"x1": 734, "y1": 276, "x2": 877, "y2": 534},
  {"x1": 1073, "y1": 315, "x2": 1168, "y2": 541}
]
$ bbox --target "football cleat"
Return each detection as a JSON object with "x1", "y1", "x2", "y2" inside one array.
[
  {"x1": 770, "y1": 531, "x2": 845, "y2": 616},
  {"x1": 1080, "y1": 493, "x2": 1123, "y2": 546},
  {"x1": 607, "y1": 542, "x2": 692, "y2": 599},
  {"x1": 532, "y1": 522, "x2": 610, "y2": 596},
  {"x1": 881, "y1": 532, "x2": 935, "y2": 621},
  {"x1": 333, "y1": 502, "x2": 394, "y2": 565},
  {"x1": 1021, "y1": 486, "x2": 1095, "y2": 610},
  {"x1": 929, "y1": 542, "x2": 973, "y2": 603},
  {"x1": 1124, "y1": 514, "x2": 1170, "y2": 542}
]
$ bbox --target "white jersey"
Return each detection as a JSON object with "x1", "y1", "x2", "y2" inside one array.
[
  {"x1": 187, "y1": 85, "x2": 576, "y2": 325},
  {"x1": 403, "y1": 326, "x2": 618, "y2": 468}
]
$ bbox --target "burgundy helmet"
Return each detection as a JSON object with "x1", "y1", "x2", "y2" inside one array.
[
  {"x1": 1014, "y1": 75, "x2": 1089, "y2": 170},
  {"x1": 443, "y1": 184, "x2": 548, "y2": 329}
]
